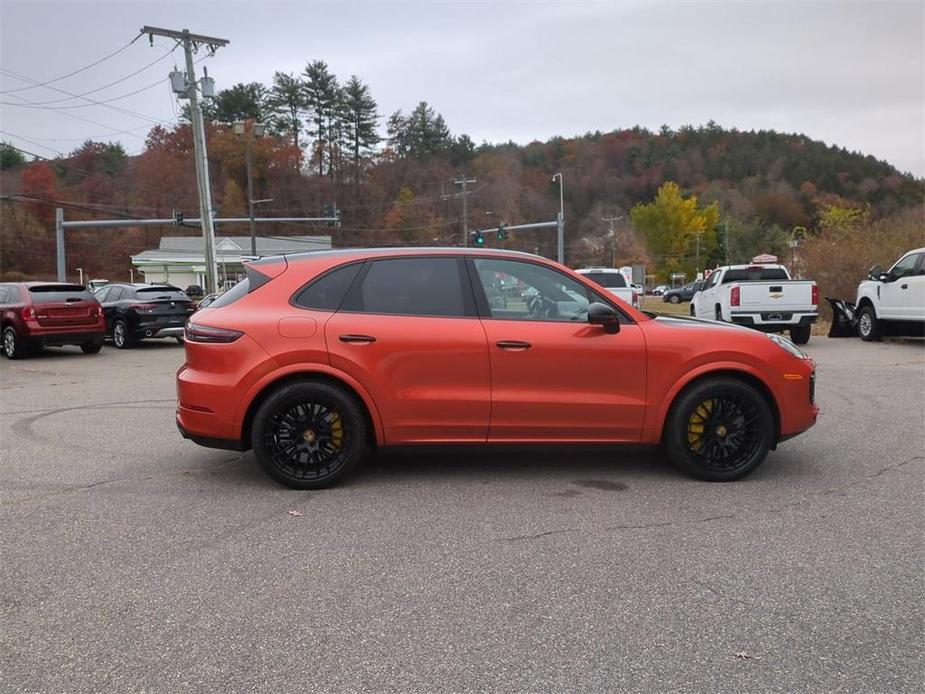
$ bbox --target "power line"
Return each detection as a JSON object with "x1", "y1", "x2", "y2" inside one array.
[
  {"x1": 0, "y1": 32, "x2": 144, "y2": 94},
  {"x1": 0, "y1": 75, "x2": 169, "y2": 111}
]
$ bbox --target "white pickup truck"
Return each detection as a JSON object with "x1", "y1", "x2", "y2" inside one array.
[
  {"x1": 575, "y1": 268, "x2": 640, "y2": 309},
  {"x1": 691, "y1": 263, "x2": 818, "y2": 344},
  {"x1": 855, "y1": 247, "x2": 925, "y2": 341}
]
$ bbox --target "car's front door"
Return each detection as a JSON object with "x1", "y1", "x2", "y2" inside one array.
[
  {"x1": 470, "y1": 257, "x2": 647, "y2": 442},
  {"x1": 325, "y1": 256, "x2": 490, "y2": 444}
]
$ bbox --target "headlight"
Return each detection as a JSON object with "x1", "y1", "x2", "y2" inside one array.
[{"x1": 768, "y1": 332, "x2": 807, "y2": 359}]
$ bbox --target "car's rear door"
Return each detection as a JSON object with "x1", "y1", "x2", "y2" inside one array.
[
  {"x1": 470, "y1": 257, "x2": 647, "y2": 442},
  {"x1": 27, "y1": 284, "x2": 100, "y2": 329},
  {"x1": 324, "y1": 255, "x2": 490, "y2": 444}
]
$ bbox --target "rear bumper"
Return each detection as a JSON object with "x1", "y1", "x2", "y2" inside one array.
[
  {"x1": 25, "y1": 329, "x2": 105, "y2": 347},
  {"x1": 176, "y1": 416, "x2": 245, "y2": 451},
  {"x1": 731, "y1": 313, "x2": 817, "y2": 331}
]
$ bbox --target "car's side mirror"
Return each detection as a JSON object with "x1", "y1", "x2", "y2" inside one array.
[
  {"x1": 868, "y1": 265, "x2": 883, "y2": 281},
  {"x1": 588, "y1": 302, "x2": 620, "y2": 334}
]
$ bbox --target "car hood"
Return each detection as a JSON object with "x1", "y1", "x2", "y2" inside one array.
[{"x1": 648, "y1": 313, "x2": 756, "y2": 334}]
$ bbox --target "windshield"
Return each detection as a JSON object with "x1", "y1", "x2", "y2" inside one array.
[{"x1": 722, "y1": 267, "x2": 788, "y2": 282}]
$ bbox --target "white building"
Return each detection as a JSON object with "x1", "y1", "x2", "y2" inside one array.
[{"x1": 131, "y1": 235, "x2": 332, "y2": 290}]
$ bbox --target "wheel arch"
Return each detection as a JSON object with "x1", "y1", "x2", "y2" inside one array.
[
  {"x1": 856, "y1": 295, "x2": 877, "y2": 317},
  {"x1": 655, "y1": 367, "x2": 781, "y2": 448},
  {"x1": 238, "y1": 367, "x2": 383, "y2": 451}
]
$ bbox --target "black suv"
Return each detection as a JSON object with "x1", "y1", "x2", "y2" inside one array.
[{"x1": 96, "y1": 283, "x2": 194, "y2": 348}]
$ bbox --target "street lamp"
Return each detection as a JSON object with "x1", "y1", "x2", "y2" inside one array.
[
  {"x1": 234, "y1": 121, "x2": 266, "y2": 257},
  {"x1": 551, "y1": 172, "x2": 564, "y2": 264},
  {"x1": 76, "y1": 267, "x2": 83, "y2": 286}
]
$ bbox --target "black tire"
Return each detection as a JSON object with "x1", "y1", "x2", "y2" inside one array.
[
  {"x1": 715, "y1": 306, "x2": 723, "y2": 322},
  {"x1": 112, "y1": 319, "x2": 134, "y2": 349},
  {"x1": 690, "y1": 305, "x2": 696, "y2": 317},
  {"x1": 252, "y1": 380, "x2": 369, "y2": 489},
  {"x1": 669, "y1": 295, "x2": 681, "y2": 304},
  {"x1": 790, "y1": 325, "x2": 811, "y2": 345},
  {"x1": 664, "y1": 377, "x2": 774, "y2": 482},
  {"x1": 80, "y1": 342, "x2": 102, "y2": 354},
  {"x1": 175, "y1": 335, "x2": 184, "y2": 344},
  {"x1": 857, "y1": 305, "x2": 881, "y2": 342},
  {"x1": 2, "y1": 325, "x2": 28, "y2": 359}
]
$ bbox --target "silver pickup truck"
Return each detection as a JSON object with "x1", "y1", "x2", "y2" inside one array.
[{"x1": 691, "y1": 263, "x2": 818, "y2": 344}]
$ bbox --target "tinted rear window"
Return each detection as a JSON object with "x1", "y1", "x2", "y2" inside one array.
[
  {"x1": 28, "y1": 285, "x2": 95, "y2": 303},
  {"x1": 135, "y1": 287, "x2": 189, "y2": 301},
  {"x1": 207, "y1": 280, "x2": 249, "y2": 309},
  {"x1": 342, "y1": 257, "x2": 468, "y2": 317},
  {"x1": 294, "y1": 262, "x2": 362, "y2": 311},
  {"x1": 584, "y1": 272, "x2": 627, "y2": 288},
  {"x1": 722, "y1": 268, "x2": 789, "y2": 282}
]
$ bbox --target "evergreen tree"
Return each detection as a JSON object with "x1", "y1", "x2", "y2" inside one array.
[
  {"x1": 302, "y1": 60, "x2": 339, "y2": 176},
  {"x1": 0, "y1": 142, "x2": 26, "y2": 170},
  {"x1": 340, "y1": 75, "x2": 380, "y2": 181},
  {"x1": 268, "y1": 72, "x2": 306, "y2": 151}
]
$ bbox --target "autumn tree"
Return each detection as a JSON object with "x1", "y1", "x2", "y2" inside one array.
[{"x1": 630, "y1": 181, "x2": 720, "y2": 281}]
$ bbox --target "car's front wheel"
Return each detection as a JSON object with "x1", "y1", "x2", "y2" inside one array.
[
  {"x1": 664, "y1": 377, "x2": 774, "y2": 482},
  {"x1": 669, "y1": 295, "x2": 681, "y2": 304},
  {"x1": 857, "y1": 305, "x2": 881, "y2": 341},
  {"x1": 252, "y1": 380, "x2": 369, "y2": 489}
]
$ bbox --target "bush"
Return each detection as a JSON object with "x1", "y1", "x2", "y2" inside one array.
[{"x1": 800, "y1": 206, "x2": 924, "y2": 320}]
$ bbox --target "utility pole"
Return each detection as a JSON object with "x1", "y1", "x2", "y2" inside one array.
[
  {"x1": 142, "y1": 26, "x2": 228, "y2": 293},
  {"x1": 55, "y1": 207, "x2": 65, "y2": 281},
  {"x1": 602, "y1": 215, "x2": 624, "y2": 268},
  {"x1": 552, "y1": 173, "x2": 565, "y2": 264},
  {"x1": 454, "y1": 176, "x2": 476, "y2": 247}
]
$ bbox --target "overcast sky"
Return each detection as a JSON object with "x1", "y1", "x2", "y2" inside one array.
[{"x1": 1, "y1": 0, "x2": 922, "y2": 176}]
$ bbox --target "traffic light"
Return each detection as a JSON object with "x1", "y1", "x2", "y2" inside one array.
[
  {"x1": 172, "y1": 209, "x2": 183, "y2": 226},
  {"x1": 470, "y1": 231, "x2": 485, "y2": 246},
  {"x1": 496, "y1": 223, "x2": 506, "y2": 241}
]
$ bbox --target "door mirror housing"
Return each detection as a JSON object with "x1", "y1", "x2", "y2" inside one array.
[
  {"x1": 868, "y1": 265, "x2": 883, "y2": 281},
  {"x1": 588, "y1": 302, "x2": 620, "y2": 334}
]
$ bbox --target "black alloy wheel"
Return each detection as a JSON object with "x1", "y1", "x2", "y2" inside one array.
[
  {"x1": 252, "y1": 380, "x2": 368, "y2": 489},
  {"x1": 665, "y1": 377, "x2": 774, "y2": 481}
]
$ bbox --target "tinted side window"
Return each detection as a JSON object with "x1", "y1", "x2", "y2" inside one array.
[
  {"x1": 294, "y1": 262, "x2": 362, "y2": 310},
  {"x1": 208, "y1": 279, "x2": 249, "y2": 309},
  {"x1": 94, "y1": 286, "x2": 111, "y2": 302},
  {"x1": 0, "y1": 287, "x2": 9, "y2": 303},
  {"x1": 107, "y1": 287, "x2": 124, "y2": 302},
  {"x1": 891, "y1": 253, "x2": 920, "y2": 279},
  {"x1": 474, "y1": 258, "x2": 595, "y2": 322},
  {"x1": 342, "y1": 257, "x2": 467, "y2": 317}
]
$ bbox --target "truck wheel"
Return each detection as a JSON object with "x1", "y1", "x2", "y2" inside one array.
[
  {"x1": 790, "y1": 325, "x2": 811, "y2": 345},
  {"x1": 857, "y1": 305, "x2": 881, "y2": 342},
  {"x1": 715, "y1": 306, "x2": 723, "y2": 322},
  {"x1": 690, "y1": 305, "x2": 696, "y2": 317}
]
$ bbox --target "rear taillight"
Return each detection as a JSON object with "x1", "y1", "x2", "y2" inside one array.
[
  {"x1": 20, "y1": 306, "x2": 34, "y2": 321},
  {"x1": 131, "y1": 303, "x2": 158, "y2": 311},
  {"x1": 631, "y1": 290, "x2": 639, "y2": 308},
  {"x1": 89, "y1": 306, "x2": 100, "y2": 318},
  {"x1": 811, "y1": 284, "x2": 819, "y2": 306},
  {"x1": 185, "y1": 322, "x2": 243, "y2": 343},
  {"x1": 731, "y1": 286, "x2": 740, "y2": 307}
]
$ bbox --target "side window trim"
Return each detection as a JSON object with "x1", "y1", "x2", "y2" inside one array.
[{"x1": 464, "y1": 256, "x2": 634, "y2": 324}]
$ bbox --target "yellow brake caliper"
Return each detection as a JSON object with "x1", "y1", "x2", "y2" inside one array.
[
  {"x1": 330, "y1": 411, "x2": 344, "y2": 450},
  {"x1": 687, "y1": 400, "x2": 712, "y2": 450}
]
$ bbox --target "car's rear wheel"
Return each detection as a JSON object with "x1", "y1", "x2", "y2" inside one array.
[
  {"x1": 112, "y1": 319, "x2": 134, "y2": 349},
  {"x1": 80, "y1": 342, "x2": 102, "y2": 354},
  {"x1": 857, "y1": 305, "x2": 881, "y2": 341},
  {"x1": 669, "y1": 295, "x2": 680, "y2": 304},
  {"x1": 2, "y1": 326, "x2": 27, "y2": 359},
  {"x1": 790, "y1": 324, "x2": 811, "y2": 345},
  {"x1": 690, "y1": 305, "x2": 696, "y2": 317},
  {"x1": 664, "y1": 377, "x2": 774, "y2": 482},
  {"x1": 252, "y1": 380, "x2": 368, "y2": 489}
]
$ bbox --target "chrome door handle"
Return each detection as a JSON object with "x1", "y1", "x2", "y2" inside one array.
[
  {"x1": 339, "y1": 334, "x2": 377, "y2": 344},
  {"x1": 496, "y1": 340, "x2": 531, "y2": 350},
  {"x1": 901, "y1": 284, "x2": 908, "y2": 289}
]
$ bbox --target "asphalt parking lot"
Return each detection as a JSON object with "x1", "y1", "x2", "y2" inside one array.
[{"x1": 1, "y1": 336, "x2": 923, "y2": 693}]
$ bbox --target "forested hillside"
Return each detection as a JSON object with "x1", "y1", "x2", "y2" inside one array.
[{"x1": 1, "y1": 59, "x2": 922, "y2": 283}]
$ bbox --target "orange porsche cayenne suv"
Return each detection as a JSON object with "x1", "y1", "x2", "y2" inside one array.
[{"x1": 176, "y1": 248, "x2": 818, "y2": 489}]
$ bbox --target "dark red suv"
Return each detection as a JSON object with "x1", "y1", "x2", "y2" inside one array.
[{"x1": 0, "y1": 282, "x2": 106, "y2": 359}]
